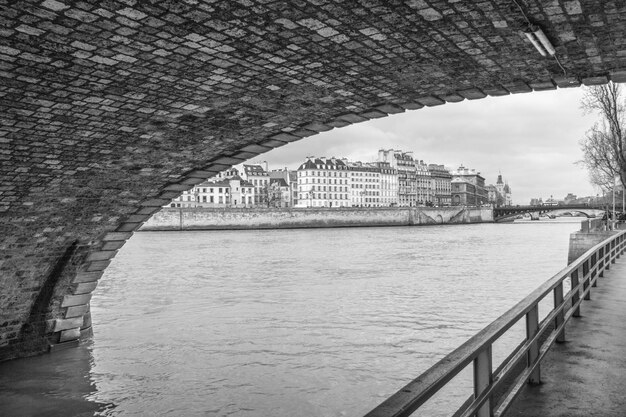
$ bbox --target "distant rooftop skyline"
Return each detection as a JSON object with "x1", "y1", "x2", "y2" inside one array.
[{"x1": 245, "y1": 88, "x2": 600, "y2": 204}]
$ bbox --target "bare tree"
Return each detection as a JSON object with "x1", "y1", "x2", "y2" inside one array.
[{"x1": 578, "y1": 83, "x2": 626, "y2": 192}]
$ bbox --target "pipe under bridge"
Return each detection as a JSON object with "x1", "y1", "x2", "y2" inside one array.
[{"x1": 493, "y1": 204, "x2": 619, "y2": 222}]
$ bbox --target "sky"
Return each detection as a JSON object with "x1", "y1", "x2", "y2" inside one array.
[{"x1": 248, "y1": 88, "x2": 603, "y2": 205}]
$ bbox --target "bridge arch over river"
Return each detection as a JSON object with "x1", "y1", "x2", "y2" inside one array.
[
  {"x1": 2, "y1": 1, "x2": 626, "y2": 359},
  {"x1": 493, "y1": 205, "x2": 610, "y2": 222}
]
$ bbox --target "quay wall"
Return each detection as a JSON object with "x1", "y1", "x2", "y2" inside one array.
[
  {"x1": 140, "y1": 207, "x2": 494, "y2": 231},
  {"x1": 567, "y1": 219, "x2": 620, "y2": 265}
]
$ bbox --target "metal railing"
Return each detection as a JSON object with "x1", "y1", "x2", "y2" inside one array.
[{"x1": 365, "y1": 230, "x2": 626, "y2": 417}]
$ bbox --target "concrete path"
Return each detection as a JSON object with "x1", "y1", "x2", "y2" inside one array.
[{"x1": 506, "y1": 256, "x2": 626, "y2": 417}]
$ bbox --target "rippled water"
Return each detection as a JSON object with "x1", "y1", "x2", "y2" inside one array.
[{"x1": 0, "y1": 220, "x2": 582, "y2": 417}]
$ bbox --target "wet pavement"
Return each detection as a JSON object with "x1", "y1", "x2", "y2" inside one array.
[{"x1": 507, "y1": 256, "x2": 626, "y2": 417}]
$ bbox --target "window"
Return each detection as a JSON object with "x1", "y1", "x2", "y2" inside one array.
[{"x1": 210, "y1": 196, "x2": 214, "y2": 203}]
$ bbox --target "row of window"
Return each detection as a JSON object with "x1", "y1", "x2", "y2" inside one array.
[
  {"x1": 299, "y1": 170, "x2": 349, "y2": 177},
  {"x1": 300, "y1": 185, "x2": 348, "y2": 192},
  {"x1": 299, "y1": 178, "x2": 346, "y2": 184},
  {"x1": 300, "y1": 193, "x2": 349, "y2": 200}
]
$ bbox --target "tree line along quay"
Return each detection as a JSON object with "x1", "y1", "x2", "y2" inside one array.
[{"x1": 168, "y1": 149, "x2": 514, "y2": 210}]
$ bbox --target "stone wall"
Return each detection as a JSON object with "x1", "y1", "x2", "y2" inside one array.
[{"x1": 140, "y1": 207, "x2": 494, "y2": 230}]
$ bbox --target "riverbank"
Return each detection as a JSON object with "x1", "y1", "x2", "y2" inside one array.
[{"x1": 139, "y1": 206, "x2": 494, "y2": 231}]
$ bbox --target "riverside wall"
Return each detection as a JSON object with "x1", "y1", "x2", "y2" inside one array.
[{"x1": 140, "y1": 207, "x2": 494, "y2": 231}]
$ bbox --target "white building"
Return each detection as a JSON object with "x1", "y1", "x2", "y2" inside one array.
[
  {"x1": 376, "y1": 161, "x2": 399, "y2": 206},
  {"x1": 415, "y1": 159, "x2": 432, "y2": 206},
  {"x1": 169, "y1": 173, "x2": 255, "y2": 208},
  {"x1": 242, "y1": 164, "x2": 269, "y2": 206},
  {"x1": 378, "y1": 149, "x2": 417, "y2": 206},
  {"x1": 346, "y1": 161, "x2": 382, "y2": 207},
  {"x1": 296, "y1": 157, "x2": 350, "y2": 207}
]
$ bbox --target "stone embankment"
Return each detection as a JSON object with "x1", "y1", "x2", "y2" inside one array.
[{"x1": 139, "y1": 206, "x2": 494, "y2": 231}]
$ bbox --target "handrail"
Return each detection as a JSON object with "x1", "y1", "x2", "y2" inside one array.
[{"x1": 364, "y1": 230, "x2": 626, "y2": 417}]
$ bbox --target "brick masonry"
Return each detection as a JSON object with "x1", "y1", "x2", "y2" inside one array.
[{"x1": 1, "y1": 0, "x2": 626, "y2": 360}]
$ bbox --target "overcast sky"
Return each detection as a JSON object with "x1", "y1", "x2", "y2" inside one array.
[{"x1": 252, "y1": 88, "x2": 603, "y2": 205}]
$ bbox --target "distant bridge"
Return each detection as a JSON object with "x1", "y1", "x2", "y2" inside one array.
[{"x1": 493, "y1": 204, "x2": 621, "y2": 222}]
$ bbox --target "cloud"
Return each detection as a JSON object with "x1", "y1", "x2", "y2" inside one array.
[{"x1": 256, "y1": 88, "x2": 602, "y2": 204}]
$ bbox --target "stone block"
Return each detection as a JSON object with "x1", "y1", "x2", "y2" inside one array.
[
  {"x1": 230, "y1": 151, "x2": 257, "y2": 161},
  {"x1": 211, "y1": 156, "x2": 245, "y2": 165},
  {"x1": 59, "y1": 328, "x2": 81, "y2": 343},
  {"x1": 53, "y1": 317, "x2": 83, "y2": 332},
  {"x1": 271, "y1": 132, "x2": 300, "y2": 142},
  {"x1": 102, "y1": 232, "x2": 133, "y2": 241},
  {"x1": 86, "y1": 260, "x2": 111, "y2": 272},
  {"x1": 458, "y1": 88, "x2": 487, "y2": 100},
  {"x1": 582, "y1": 76, "x2": 609, "y2": 86},
  {"x1": 186, "y1": 170, "x2": 216, "y2": 178},
  {"x1": 180, "y1": 177, "x2": 206, "y2": 186},
  {"x1": 74, "y1": 281, "x2": 98, "y2": 295},
  {"x1": 73, "y1": 271, "x2": 103, "y2": 283},
  {"x1": 482, "y1": 87, "x2": 510, "y2": 96},
  {"x1": 609, "y1": 70, "x2": 626, "y2": 83},
  {"x1": 337, "y1": 113, "x2": 368, "y2": 123},
  {"x1": 553, "y1": 76, "x2": 581, "y2": 88},
  {"x1": 140, "y1": 198, "x2": 171, "y2": 207},
  {"x1": 302, "y1": 122, "x2": 333, "y2": 132},
  {"x1": 416, "y1": 95, "x2": 445, "y2": 106},
  {"x1": 163, "y1": 183, "x2": 193, "y2": 192},
  {"x1": 326, "y1": 119, "x2": 351, "y2": 128},
  {"x1": 82, "y1": 311, "x2": 92, "y2": 329},
  {"x1": 240, "y1": 144, "x2": 271, "y2": 153},
  {"x1": 360, "y1": 109, "x2": 387, "y2": 118},
  {"x1": 62, "y1": 294, "x2": 92, "y2": 308},
  {"x1": 529, "y1": 80, "x2": 556, "y2": 91},
  {"x1": 291, "y1": 129, "x2": 318, "y2": 138},
  {"x1": 86, "y1": 250, "x2": 117, "y2": 262},
  {"x1": 375, "y1": 104, "x2": 405, "y2": 114},
  {"x1": 115, "y1": 222, "x2": 141, "y2": 232},
  {"x1": 397, "y1": 101, "x2": 424, "y2": 110},
  {"x1": 49, "y1": 339, "x2": 80, "y2": 352},
  {"x1": 260, "y1": 139, "x2": 287, "y2": 148},
  {"x1": 65, "y1": 304, "x2": 89, "y2": 318},
  {"x1": 441, "y1": 94, "x2": 465, "y2": 103}
]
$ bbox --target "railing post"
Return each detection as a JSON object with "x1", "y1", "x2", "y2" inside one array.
[
  {"x1": 611, "y1": 239, "x2": 616, "y2": 264},
  {"x1": 554, "y1": 282, "x2": 565, "y2": 343},
  {"x1": 572, "y1": 267, "x2": 581, "y2": 317},
  {"x1": 583, "y1": 259, "x2": 591, "y2": 300},
  {"x1": 474, "y1": 346, "x2": 493, "y2": 417},
  {"x1": 591, "y1": 253, "x2": 598, "y2": 287},
  {"x1": 599, "y1": 246, "x2": 605, "y2": 277},
  {"x1": 526, "y1": 304, "x2": 540, "y2": 384}
]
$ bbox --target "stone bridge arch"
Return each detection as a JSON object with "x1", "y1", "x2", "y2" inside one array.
[{"x1": 2, "y1": 0, "x2": 626, "y2": 360}]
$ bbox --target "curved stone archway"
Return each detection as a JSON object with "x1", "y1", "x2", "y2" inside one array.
[{"x1": 2, "y1": 0, "x2": 626, "y2": 360}]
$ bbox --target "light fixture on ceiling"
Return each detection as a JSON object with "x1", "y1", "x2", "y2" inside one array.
[{"x1": 524, "y1": 25, "x2": 556, "y2": 57}]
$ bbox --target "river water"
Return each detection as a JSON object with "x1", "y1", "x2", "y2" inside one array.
[{"x1": 0, "y1": 220, "x2": 583, "y2": 417}]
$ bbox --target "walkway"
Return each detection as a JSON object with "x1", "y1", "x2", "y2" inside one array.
[{"x1": 506, "y1": 257, "x2": 626, "y2": 417}]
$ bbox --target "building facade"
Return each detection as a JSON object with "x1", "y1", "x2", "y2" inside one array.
[
  {"x1": 376, "y1": 161, "x2": 399, "y2": 206},
  {"x1": 347, "y1": 161, "x2": 382, "y2": 207},
  {"x1": 242, "y1": 164, "x2": 270, "y2": 206},
  {"x1": 450, "y1": 165, "x2": 488, "y2": 206},
  {"x1": 169, "y1": 173, "x2": 255, "y2": 208},
  {"x1": 378, "y1": 149, "x2": 417, "y2": 206},
  {"x1": 296, "y1": 157, "x2": 350, "y2": 207},
  {"x1": 428, "y1": 164, "x2": 452, "y2": 206},
  {"x1": 415, "y1": 159, "x2": 432, "y2": 205}
]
